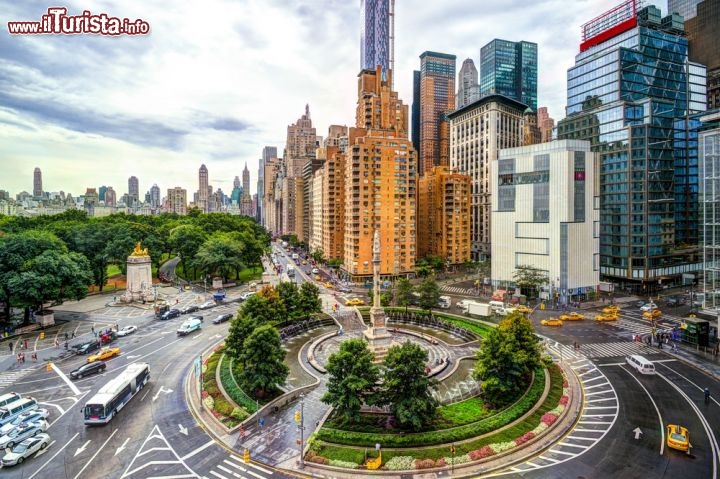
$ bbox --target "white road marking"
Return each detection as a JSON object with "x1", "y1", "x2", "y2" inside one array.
[
  {"x1": 28, "y1": 432, "x2": 80, "y2": 479},
  {"x1": 620, "y1": 365, "x2": 665, "y2": 456},
  {"x1": 73, "y1": 429, "x2": 118, "y2": 479},
  {"x1": 180, "y1": 439, "x2": 215, "y2": 461}
]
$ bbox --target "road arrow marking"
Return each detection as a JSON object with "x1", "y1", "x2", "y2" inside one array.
[
  {"x1": 152, "y1": 386, "x2": 174, "y2": 401},
  {"x1": 178, "y1": 424, "x2": 188, "y2": 435},
  {"x1": 74, "y1": 440, "x2": 91, "y2": 456},
  {"x1": 126, "y1": 355, "x2": 141, "y2": 359},
  {"x1": 633, "y1": 427, "x2": 643, "y2": 440},
  {"x1": 35, "y1": 441, "x2": 55, "y2": 458},
  {"x1": 213, "y1": 334, "x2": 222, "y2": 339},
  {"x1": 114, "y1": 437, "x2": 130, "y2": 456}
]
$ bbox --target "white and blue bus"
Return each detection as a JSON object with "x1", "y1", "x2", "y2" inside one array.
[{"x1": 83, "y1": 362, "x2": 150, "y2": 425}]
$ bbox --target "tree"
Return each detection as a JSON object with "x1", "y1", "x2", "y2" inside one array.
[
  {"x1": 224, "y1": 315, "x2": 257, "y2": 358},
  {"x1": 276, "y1": 281, "x2": 300, "y2": 317},
  {"x1": 379, "y1": 342, "x2": 438, "y2": 431},
  {"x1": 239, "y1": 291, "x2": 286, "y2": 324},
  {"x1": 321, "y1": 339, "x2": 379, "y2": 423},
  {"x1": 237, "y1": 325, "x2": 289, "y2": 398},
  {"x1": 381, "y1": 290, "x2": 393, "y2": 307},
  {"x1": 168, "y1": 224, "x2": 207, "y2": 280},
  {"x1": 192, "y1": 233, "x2": 245, "y2": 281},
  {"x1": 512, "y1": 265, "x2": 548, "y2": 298},
  {"x1": 415, "y1": 259, "x2": 433, "y2": 278},
  {"x1": 395, "y1": 278, "x2": 414, "y2": 312},
  {"x1": 474, "y1": 313, "x2": 542, "y2": 407},
  {"x1": 297, "y1": 282, "x2": 322, "y2": 317},
  {"x1": 416, "y1": 277, "x2": 441, "y2": 313},
  {"x1": 311, "y1": 248, "x2": 326, "y2": 264}
]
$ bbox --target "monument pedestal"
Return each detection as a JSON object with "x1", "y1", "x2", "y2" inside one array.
[
  {"x1": 364, "y1": 307, "x2": 395, "y2": 363},
  {"x1": 121, "y1": 245, "x2": 155, "y2": 303}
]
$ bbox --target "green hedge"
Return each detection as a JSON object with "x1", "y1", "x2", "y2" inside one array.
[
  {"x1": 219, "y1": 354, "x2": 258, "y2": 413},
  {"x1": 316, "y1": 368, "x2": 544, "y2": 448}
]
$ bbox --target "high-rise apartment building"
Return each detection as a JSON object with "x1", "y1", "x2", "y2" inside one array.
[
  {"x1": 33, "y1": 167, "x2": 43, "y2": 198},
  {"x1": 233, "y1": 176, "x2": 241, "y2": 190},
  {"x1": 127, "y1": 176, "x2": 139, "y2": 206},
  {"x1": 360, "y1": 0, "x2": 390, "y2": 74},
  {"x1": 558, "y1": 1, "x2": 707, "y2": 291},
  {"x1": 448, "y1": 95, "x2": 528, "y2": 260},
  {"x1": 104, "y1": 186, "x2": 116, "y2": 207},
  {"x1": 198, "y1": 164, "x2": 209, "y2": 212},
  {"x1": 683, "y1": 0, "x2": 720, "y2": 109},
  {"x1": 417, "y1": 166, "x2": 471, "y2": 264},
  {"x1": 417, "y1": 51, "x2": 456, "y2": 176},
  {"x1": 342, "y1": 67, "x2": 417, "y2": 280},
  {"x1": 537, "y1": 107, "x2": 555, "y2": 143},
  {"x1": 479, "y1": 39, "x2": 538, "y2": 111},
  {"x1": 457, "y1": 58, "x2": 480, "y2": 109},
  {"x1": 166, "y1": 187, "x2": 187, "y2": 215},
  {"x1": 258, "y1": 146, "x2": 278, "y2": 225}
]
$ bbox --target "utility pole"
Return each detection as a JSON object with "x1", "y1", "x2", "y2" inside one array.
[{"x1": 295, "y1": 394, "x2": 305, "y2": 468}]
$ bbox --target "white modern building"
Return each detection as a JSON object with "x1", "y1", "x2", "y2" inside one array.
[
  {"x1": 491, "y1": 140, "x2": 599, "y2": 306},
  {"x1": 700, "y1": 111, "x2": 720, "y2": 311}
]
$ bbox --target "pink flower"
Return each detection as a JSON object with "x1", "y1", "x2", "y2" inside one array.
[
  {"x1": 469, "y1": 446, "x2": 495, "y2": 460},
  {"x1": 562, "y1": 379, "x2": 569, "y2": 388},
  {"x1": 515, "y1": 432, "x2": 535, "y2": 446},
  {"x1": 559, "y1": 395, "x2": 569, "y2": 406},
  {"x1": 541, "y1": 412, "x2": 558, "y2": 425}
]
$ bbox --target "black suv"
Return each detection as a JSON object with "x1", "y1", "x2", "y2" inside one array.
[
  {"x1": 70, "y1": 361, "x2": 106, "y2": 379},
  {"x1": 72, "y1": 340, "x2": 101, "y2": 355},
  {"x1": 161, "y1": 308, "x2": 181, "y2": 320},
  {"x1": 212, "y1": 313, "x2": 233, "y2": 324}
]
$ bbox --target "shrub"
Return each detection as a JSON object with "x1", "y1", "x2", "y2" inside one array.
[
  {"x1": 563, "y1": 379, "x2": 569, "y2": 388},
  {"x1": 515, "y1": 431, "x2": 535, "y2": 446},
  {"x1": 205, "y1": 383, "x2": 220, "y2": 398},
  {"x1": 214, "y1": 396, "x2": 235, "y2": 417},
  {"x1": 436, "y1": 457, "x2": 447, "y2": 467},
  {"x1": 469, "y1": 446, "x2": 494, "y2": 460},
  {"x1": 415, "y1": 458, "x2": 436, "y2": 469},
  {"x1": 307, "y1": 455, "x2": 329, "y2": 465},
  {"x1": 328, "y1": 459, "x2": 359, "y2": 469},
  {"x1": 385, "y1": 456, "x2": 415, "y2": 471},
  {"x1": 203, "y1": 395, "x2": 215, "y2": 410},
  {"x1": 230, "y1": 407, "x2": 249, "y2": 421},
  {"x1": 532, "y1": 422, "x2": 548, "y2": 435},
  {"x1": 490, "y1": 441, "x2": 516, "y2": 454}
]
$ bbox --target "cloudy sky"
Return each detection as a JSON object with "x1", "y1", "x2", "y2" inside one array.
[{"x1": 1, "y1": 0, "x2": 667, "y2": 199}]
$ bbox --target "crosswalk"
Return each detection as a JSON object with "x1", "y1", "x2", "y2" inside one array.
[
  {"x1": 209, "y1": 455, "x2": 276, "y2": 479},
  {"x1": 441, "y1": 285, "x2": 478, "y2": 296},
  {"x1": 578, "y1": 341, "x2": 664, "y2": 359},
  {"x1": 0, "y1": 368, "x2": 35, "y2": 390}
]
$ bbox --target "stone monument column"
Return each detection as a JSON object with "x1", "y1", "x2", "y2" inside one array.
[
  {"x1": 121, "y1": 242, "x2": 155, "y2": 303},
  {"x1": 364, "y1": 229, "x2": 393, "y2": 360}
]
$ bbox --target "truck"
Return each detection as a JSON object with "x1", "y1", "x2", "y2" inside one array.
[
  {"x1": 177, "y1": 317, "x2": 202, "y2": 336},
  {"x1": 466, "y1": 301, "x2": 492, "y2": 317}
]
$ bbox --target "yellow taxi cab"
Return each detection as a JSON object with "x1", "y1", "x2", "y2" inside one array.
[
  {"x1": 540, "y1": 318, "x2": 562, "y2": 327},
  {"x1": 666, "y1": 424, "x2": 690, "y2": 452},
  {"x1": 515, "y1": 305, "x2": 532, "y2": 314},
  {"x1": 87, "y1": 346, "x2": 121, "y2": 363},
  {"x1": 324, "y1": 282, "x2": 334, "y2": 289},
  {"x1": 314, "y1": 275, "x2": 322, "y2": 281},
  {"x1": 559, "y1": 312, "x2": 585, "y2": 321},
  {"x1": 602, "y1": 305, "x2": 620, "y2": 314},
  {"x1": 301, "y1": 260, "x2": 308, "y2": 265},
  {"x1": 594, "y1": 313, "x2": 618, "y2": 322},
  {"x1": 643, "y1": 309, "x2": 662, "y2": 320},
  {"x1": 346, "y1": 298, "x2": 365, "y2": 306}
]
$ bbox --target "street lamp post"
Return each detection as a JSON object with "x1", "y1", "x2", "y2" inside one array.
[{"x1": 298, "y1": 394, "x2": 305, "y2": 468}]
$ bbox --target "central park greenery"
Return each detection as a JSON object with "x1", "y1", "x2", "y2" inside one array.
[{"x1": 0, "y1": 210, "x2": 270, "y2": 324}]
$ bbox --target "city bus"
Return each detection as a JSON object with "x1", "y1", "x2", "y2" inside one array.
[{"x1": 83, "y1": 362, "x2": 150, "y2": 425}]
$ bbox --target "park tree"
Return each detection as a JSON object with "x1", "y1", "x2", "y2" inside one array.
[
  {"x1": 67, "y1": 221, "x2": 113, "y2": 290},
  {"x1": 474, "y1": 313, "x2": 542, "y2": 407},
  {"x1": 240, "y1": 291, "x2": 286, "y2": 324},
  {"x1": 168, "y1": 224, "x2": 207, "y2": 280},
  {"x1": 415, "y1": 258, "x2": 433, "y2": 278},
  {"x1": 193, "y1": 233, "x2": 245, "y2": 281},
  {"x1": 512, "y1": 265, "x2": 548, "y2": 298},
  {"x1": 321, "y1": 339, "x2": 379, "y2": 423},
  {"x1": 297, "y1": 282, "x2": 322, "y2": 317},
  {"x1": 224, "y1": 315, "x2": 257, "y2": 358},
  {"x1": 237, "y1": 324, "x2": 289, "y2": 398},
  {"x1": 416, "y1": 277, "x2": 441, "y2": 313},
  {"x1": 379, "y1": 342, "x2": 438, "y2": 431},
  {"x1": 395, "y1": 278, "x2": 414, "y2": 312}
]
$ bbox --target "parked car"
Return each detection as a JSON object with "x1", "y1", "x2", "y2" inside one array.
[
  {"x1": 70, "y1": 361, "x2": 106, "y2": 379},
  {"x1": 161, "y1": 308, "x2": 181, "y2": 320},
  {"x1": 311, "y1": 268, "x2": 319, "y2": 274},
  {"x1": 240, "y1": 292, "x2": 256, "y2": 301},
  {"x1": 72, "y1": 341, "x2": 101, "y2": 355},
  {"x1": 116, "y1": 325, "x2": 137, "y2": 337},
  {"x1": 199, "y1": 301, "x2": 216, "y2": 310},
  {"x1": 0, "y1": 420, "x2": 49, "y2": 449},
  {"x1": 0, "y1": 433, "x2": 51, "y2": 467},
  {"x1": 0, "y1": 409, "x2": 49, "y2": 435},
  {"x1": 180, "y1": 305, "x2": 199, "y2": 314},
  {"x1": 212, "y1": 313, "x2": 233, "y2": 324},
  {"x1": 86, "y1": 347, "x2": 121, "y2": 363}
]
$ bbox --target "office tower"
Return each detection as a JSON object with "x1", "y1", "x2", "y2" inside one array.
[
  {"x1": 149, "y1": 184, "x2": 161, "y2": 208},
  {"x1": 281, "y1": 106, "x2": 317, "y2": 238},
  {"x1": 104, "y1": 186, "x2": 116, "y2": 207},
  {"x1": 669, "y1": 0, "x2": 702, "y2": 18},
  {"x1": 537, "y1": 107, "x2": 555, "y2": 143},
  {"x1": 411, "y1": 70, "x2": 421, "y2": 153},
  {"x1": 262, "y1": 146, "x2": 277, "y2": 162},
  {"x1": 167, "y1": 187, "x2": 187, "y2": 215},
  {"x1": 457, "y1": 58, "x2": 480, "y2": 109},
  {"x1": 418, "y1": 51, "x2": 456, "y2": 176},
  {"x1": 417, "y1": 166, "x2": 471, "y2": 263},
  {"x1": 360, "y1": 0, "x2": 390, "y2": 75},
  {"x1": 448, "y1": 95, "x2": 528, "y2": 260},
  {"x1": 700, "y1": 112, "x2": 720, "y2": 309},
  {"x1": 342, "y1": 66, "x2": 417, "y2": 280},
  {"x1": 198, "y1": 164, "x2": 208, "y2": 212},
  {"x1": 479, "y1": 39, "x2": 538, "y2": 111},
  {"x1": 492, "y1": 141, "x2": 599, "y2": 306},
  {"x1": 243, "y1": 163, "x2": 250, "y2": 194},
  {"x1": 233, "y1": 176, "x2": 241, "y2": 189},
  {"x1": 128, "y1": 176, "x2": 139, "y2": 206},
  {"x1": 557, "y1": 1, "x2": 706, "y2": 291},
  {"x1": 98, "y1": 185, "x2": 107, "y2": 202},
  {"x1": 683, "y1": 0, "x2": 720, "y2": 109},
  {"x1": 33, "y1": 167, "x2": 42, "y2": 197}
]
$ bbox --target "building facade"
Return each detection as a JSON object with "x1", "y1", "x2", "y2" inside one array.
[
  {"x1": 537, "y1": 107, "x2": 555, "y2": 143},
  {"x1": 360, "y1": 0, "x2": 390, "y2": 74},
  {"x1": 492, "y1": 140, "x2": 599, "y2": 306},
  {"x1": 128, "y1": 176, "x2": 139, "y2": 207},
  {"x1": 417, "y1": 166, "x2": 471, "y2": 264},
  {"x1": 684, "y1": 0, "x2": 720, "y2": 110},
  {"x1": 479, "y1": 39, "x2": 538, "y2": 111},
  {"x1": 457, "y1": 58, "x2": 480, "y2": 109},
  {"x1": 448, "y1": 94, "x2": 528, "y2": 260},
  {"x1": 342, "y1": 67, "x2": 417, "y2": 281},
  {"x1": 699, "y1": 111, "x2": 720, "y2": 310},
  {"x1": 557, "y1": 2, "x2": 707, "y2": 291},
  {"x1": 104, "y1": 186, "x2": 117, "y2": 207},
  {"x1": 417, "y1": 51, "x2": 456, "y2": 176},
  {"x1": 166, "y1": 187, "x2": 187, "y2": 215}
]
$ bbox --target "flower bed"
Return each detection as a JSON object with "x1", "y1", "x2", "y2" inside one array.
[{"x1": 202, "y1": 346, "x2": 247, "y2": 427}]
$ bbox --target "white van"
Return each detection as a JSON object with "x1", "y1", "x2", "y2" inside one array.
[
  {"x1": 626, "y1": 354, "x2": 655, "y2": 374},
  {"x1": 0, "y1": 398, "x2": 38, "y2": 426},
  {"x1": 177, "y1": 318, "x2": 202, "y2": 336},
  {"x1": 438, "y1": 296, "x2": 451, "y2": 309},
  {"x1": 0, "y1": 392, "x2": 22, "y2": 409},
  {"x1": 489, "y1": 300, "x2": 505, "y2": 312}
]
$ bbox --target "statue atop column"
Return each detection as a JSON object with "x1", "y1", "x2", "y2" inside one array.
[
  {"x1": 121, "y1": 241, "x2": 154, "y2": 303},
  {"x1": 364, "y1": 228, "x2": 393, "y2": 360}
]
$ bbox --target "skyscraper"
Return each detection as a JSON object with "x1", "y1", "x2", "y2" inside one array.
[
  {"x1": 233, "y1": 176, "x2": 241, "y2": 190},
  {"x1": 418, "y1": 51, "x2": 456, "y2": 176},
  {"x1": 683, "y1": 0, "x2": 720, "y2": 109},
  {"x1": 411, "y1": 70, "x2": 421, "y2": 153},
  {"x1": 33, "y1": 167, "x2": 42, "y2": 198},
  {"x1": 128, "y1": 176, "x2": 139, "y2": 206},
  {"x1": 537, "y1": 107, "x2": 555, "y2": 143},
  {"x1": 198, "y1": 165, "x2": 209, "y2": 212},
  {"x1": 457, "y1": 58, "x2": 480, "y2": 109},
  {"x1": 243, "y1": 163, "x2": 250, "y2": 195},
  {"x1": 360, "y1": 0, "x2": 390, "y2": 75},
  {"x1": 98, "y1": 185, "x2": 107, "y2": 202},
  {"x1": 479, "y1": 39, "x2": 538, "y2": 111},
  {"x1": 150, "y1": 184, "x2": 161, "y2": 208},
  {"x1": 668, "y1": 0, "x2": 702, "y2": 19},
  {"x1": 105, "y1": 186, "x2": 116, "y2": 207},
  {"x1": 557, "y1": 1, "x2": 706, "y2": 291}
]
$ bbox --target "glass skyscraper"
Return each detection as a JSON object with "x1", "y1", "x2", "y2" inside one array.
[
  {"x1": 558, "y1": 2, "x2": 706, "y2": 290},
  {"x1": 360, "y1": 0, "x2": 389, "y2": 73},
  {"x1": 668, "y1": 0, "x2": 702, "y2": 19},
  {"x1": 479, "y1": 39, "x2": 537, "y2": 111}
]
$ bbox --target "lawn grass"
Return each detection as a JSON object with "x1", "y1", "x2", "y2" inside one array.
[{"x1": 106, "y1": 264, "x2": 121, "y2": 277}]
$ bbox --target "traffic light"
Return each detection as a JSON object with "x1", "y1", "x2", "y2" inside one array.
[
  {"x1": 294, "y1": 410, "x2": 301, "y2": 423},
  {"x1": 243, "y1": 448, "x2": 249, "y2": 463}
]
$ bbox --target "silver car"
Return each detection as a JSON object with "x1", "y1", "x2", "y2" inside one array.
[
  {"x1": 0, "y1": 420, "x2": 49, "y2": 449},
  {"x1": 0, "y1": 433, "x2": 50, "y2": 466},
  {"x1": 0, "y1": 409, "x2": 49, "y2": 435}
]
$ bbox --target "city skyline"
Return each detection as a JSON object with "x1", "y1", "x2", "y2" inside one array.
[{"x1": 2, "y1": 0, "x2": 667, "y2": 197}]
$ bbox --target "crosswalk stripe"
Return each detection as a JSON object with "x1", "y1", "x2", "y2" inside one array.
[{"x1": 0, "y1": 368, "x2": 35, "y2": 388}]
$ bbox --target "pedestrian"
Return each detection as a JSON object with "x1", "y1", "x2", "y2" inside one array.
[
  {"x1": 705, "y1": 387, "x2": 710, "y2": 403},
  {"x1": 91, "y1": 326, "x2": 95, "y2": 335},
  {"x1": 115, "y1": 324, "x2": 119, "y2": 332},
  {"x1": 71, "y1": 331, "x2": 75, "y2": 338},
  {"x1": 672, "y1": 342, "x2": 677, "y2": 352},
  {"x1": 31, "y1": 352, "x2": 37, "y2": 362},
  {"x1": 16, "y1": 353, "x2": 21, "y2": 363},
  {"x1": 64, "y1": 332, "x2": 69, "y2": 341},
  {"x1": 8, "y1": 341, "x2": 13, "y2": 353},
  {"x1": 20, "y1": 353, "x2": 25, "y2": 363},
  {"x1": 23, "y1": 339, "x2": 28, "y2": 350},
  {"x1": 54, "y1": 338, "x2": 59, "y2": 348}
]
